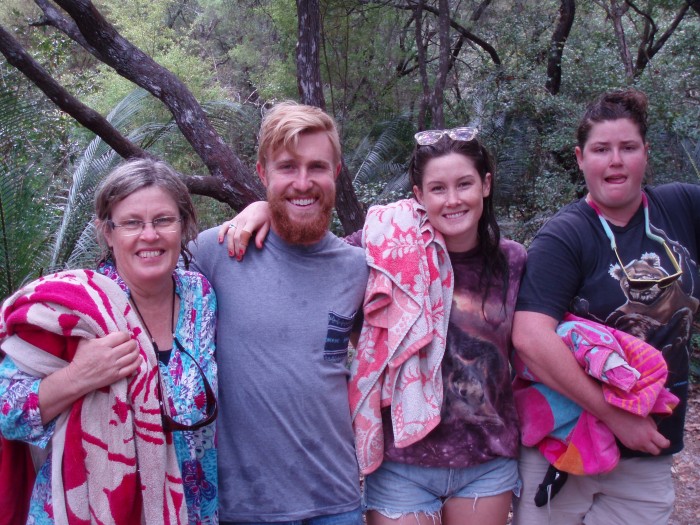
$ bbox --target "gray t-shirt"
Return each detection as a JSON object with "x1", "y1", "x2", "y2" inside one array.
[{"x1": 190, "y1": 228, "x2": 369, "y2": 522}]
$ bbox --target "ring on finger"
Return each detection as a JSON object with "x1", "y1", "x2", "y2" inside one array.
[{"x1": 228, "y1": 222, "x2": 237, "y2": 230}]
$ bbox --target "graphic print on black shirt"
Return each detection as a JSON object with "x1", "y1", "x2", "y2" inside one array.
[{"x1": 571, "y1": 225, "x2": 699, "y2": 393}]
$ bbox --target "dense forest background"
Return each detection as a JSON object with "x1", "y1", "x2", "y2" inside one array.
[{"x1": 1, "y1": 0, "x2": 699, "y2": 301}]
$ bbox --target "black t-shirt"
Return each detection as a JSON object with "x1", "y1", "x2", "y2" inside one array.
[{"x1": 516, "y1": 183, "x2": 700, "y2": 456}]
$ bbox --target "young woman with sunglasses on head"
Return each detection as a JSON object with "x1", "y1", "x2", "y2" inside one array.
[
  {"x1": 512, "y1": 89, "x2": 700, "y2": 525},
  {"x1": 0, "y1": 159, "x2": 218, "y2": 525},
  {"x1": 221, "y1": 128, "x2": 525, "y2": 525}
]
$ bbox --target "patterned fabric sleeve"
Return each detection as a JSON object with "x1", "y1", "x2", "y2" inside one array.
[
  {"x1": 0, "y1": 357, "x2": 54, "y2": 446},
  {"x1": 170, "y1": 269, "x2": 219, "y2": 525},
  {"x1": 167, "y1": 270, "x2": 218, "y2": 423}
]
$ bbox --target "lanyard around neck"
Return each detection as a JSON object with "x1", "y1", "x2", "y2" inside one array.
[{"x1": 586, "y1": 193, "x2": 666, "y2": 250}]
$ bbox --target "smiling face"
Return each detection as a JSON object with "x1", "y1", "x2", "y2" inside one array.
[
  {"x1": 257, "y1": 131, "x2": 340, "y2": 245},
  {"x1": 576, "y1": 118, "x2": 648, "y2": 224},
  {"x1": 413, "y1": 153, "x2": 491, "y2": 252},
  {"x1": 104, "y1": 186, "x2": 182, "y2": 292}
]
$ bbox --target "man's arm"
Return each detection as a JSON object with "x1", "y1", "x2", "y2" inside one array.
[{"x1": 513, "y1": 310, "x2": 670, "y2": 454}]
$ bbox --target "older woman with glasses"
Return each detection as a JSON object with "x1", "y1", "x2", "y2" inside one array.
[
  {"x1": 512, "y1": 89, "x2": 700, "y2": 525},
  {"x1": 0, "y1": 159, "x2": 217, "y2": 525},
  {"x1": 220, "y1": 127, "x2": 525, "y2": 525}
]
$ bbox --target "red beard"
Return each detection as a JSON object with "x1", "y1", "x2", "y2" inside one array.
[{"x1": 267, "y1": 186, "x2": 336, "y2": 244}]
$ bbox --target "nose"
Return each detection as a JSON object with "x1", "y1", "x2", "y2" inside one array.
[
  {"x1": 610, "y1": 147, "x2": 623, "y2": 165},
  {"x1": 446, "y1": 187, "x2": 461, "y2": 206},
  {"x1": 293, "y1": 168, "x2": 313, "y2": 192},
  {"x1": 139, "y1": 222, "x2": 159, "y2": 239}
]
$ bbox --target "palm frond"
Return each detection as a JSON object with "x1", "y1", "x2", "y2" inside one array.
[
  {"x1": 0, "y1": 159, "x2": 56, "y2": 298},
  {"x1": 347, "y1": 113, "x2": 414, "y2": 185},
  {"x1": 48, "y1": 90, "x2": 156, "y2": 269}
]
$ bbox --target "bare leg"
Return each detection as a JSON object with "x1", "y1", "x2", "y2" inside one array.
[{"x1": 441, "y1": 493, "x2": 512, "y2": 525}]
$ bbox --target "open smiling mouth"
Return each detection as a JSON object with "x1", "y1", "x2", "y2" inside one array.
[
  {"x1": 289, "y1": 197, "x2": 319, "y2": 207},
  {"x1": 138, "y1": 250, "x2": 164, "y2": 258}
]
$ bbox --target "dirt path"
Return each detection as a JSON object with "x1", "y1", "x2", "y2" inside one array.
[{"x1": 670, "y1": 382, "x2": 700, "y2": 524}]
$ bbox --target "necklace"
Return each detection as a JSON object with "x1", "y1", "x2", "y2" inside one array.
[{"x1": 130, "y1": 280, "x2": 176, "y2": 353}]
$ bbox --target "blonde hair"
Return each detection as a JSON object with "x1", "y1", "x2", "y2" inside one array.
[{"x1": 257, "y1": 101, "x2": 341, "y2": 167}]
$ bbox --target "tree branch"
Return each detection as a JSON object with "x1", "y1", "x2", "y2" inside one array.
[
  {"x1": 0, "y1": 24, "x2": 152, "y2": 161},
  {"x1": 32, "y1": 0, "x2": 101, "y2": 57},
  {"x1": 607, "y1": 0, "x2": 635, "y2": 80},
  {"x1": 626, "y1": 0, "x2": 690, "y2": 77},
  {"x1": 184, "y1": 174, "x2": 239, "y2": 207},
  {"x1": 360, "y1": 0, "x2": 501, "y2": 65},
  {"x1": 471, "y1": 0, "x2": 493, "y2": 22},
  {"x1": 50, "y1": 0, "x2": 264, "y2": 210}
]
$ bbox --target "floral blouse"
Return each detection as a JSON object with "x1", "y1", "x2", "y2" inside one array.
[{"x1": 0, "y1": 263, "x2": 218, "y2": 525}]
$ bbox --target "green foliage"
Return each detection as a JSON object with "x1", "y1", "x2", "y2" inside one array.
[
  {"x1": 3, "y1": 0, "x2": 700, "y2": 291},
  {"x1": 0, "y1": 81, "x2": 66, "y2": 299},
  {"x1": 0, "y1": 161, "x2": 53, "y2": 298},
  {"x1": 32, "y1": 89, "x2": 263, "y2": 273}
]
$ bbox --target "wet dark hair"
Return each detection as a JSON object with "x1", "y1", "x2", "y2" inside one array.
[
  {"x1": 409, "y1": 136, "x2": 508, "y2": 312},
  {"x1": 576, "y1": 88, "x2": 649, "y2": 149},
  {"x1": 94, "y1": 159, "x2": 198, "y2": 267}
]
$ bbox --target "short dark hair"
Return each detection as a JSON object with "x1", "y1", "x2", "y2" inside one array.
[
  {"x1": 94, "y1": 159, "x2": 198, "y2": 265},
  {"x1": 577, "y1": 88, "x2": 649, "y2": 149}
]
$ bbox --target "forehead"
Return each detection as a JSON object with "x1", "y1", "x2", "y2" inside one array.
[
  {"x1": 422, "y1": 153, "x2": 478, "y2": 183},
  {"x1": 266, "y1": 131, "x2": 337, "y2": 165},
  {"x1": 586, "y1": 118, "x2": 643, "y2": 143},
  {"x1": 111, "y1": 186, "x2": 178, "y2": 216}
]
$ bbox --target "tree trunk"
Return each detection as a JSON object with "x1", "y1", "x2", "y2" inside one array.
[
  {"x1": 428, "y1": 0, "x2": 450, "y2": 129},
  {"x1": 296, "y1": 0, "x2": 325, "y2": 109},
  {"x1": 608, "y1": 0, "x2": 635, "y2": 80},
  {"x1": 415, "y1": 1, "x2": 430, "y2": 129},
  {"x1": 545, "y1": 0, "x2": 576, "y2": 95},
  {"x1": 296, "y1": 0, "x2": 365, "y2": 233}
]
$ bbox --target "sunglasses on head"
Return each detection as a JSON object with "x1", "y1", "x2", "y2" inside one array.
[
  {"x1": 588, "y1": 194, "x2": 683, "y2": 292},
  {"x1": 414, "y1": 127, "x2": 479, "y2": 146},
  {"x1": 157, "y1": 338, "x2": 218, "y2": 432}
]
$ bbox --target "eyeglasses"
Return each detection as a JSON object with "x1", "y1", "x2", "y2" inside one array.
[
  {"x1": 588, "y1": 194, "x2": 682, "y2": 291},
  {"x1": 156, "y1": 338, "x2": 218, "y2": 432},
  {"x1": 108, "y1": 216, "x2": 182, "y2": 236},
  {"x1": 414, "y1": 127, "x2": 479, "y2": 146}
]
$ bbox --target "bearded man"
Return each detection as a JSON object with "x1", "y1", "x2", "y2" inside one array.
[{"x1": 189, "y1": 102, "x2": 369, "y2": 525}]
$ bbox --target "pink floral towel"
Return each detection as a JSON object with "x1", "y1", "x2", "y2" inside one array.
[{"x1": 349, "y1": 199, "x2": 453, "y2": 475}]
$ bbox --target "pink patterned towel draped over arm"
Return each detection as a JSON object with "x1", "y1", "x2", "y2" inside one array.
[
  {"x1": 513, "y1": 313, "x2": 679, "y2": 475},
  {"x1": 0, "y1": 270, "x2": 187, "y2": 525},
  {"x1": 348, "y1": 199, "x2": 454, "y2": 475}
]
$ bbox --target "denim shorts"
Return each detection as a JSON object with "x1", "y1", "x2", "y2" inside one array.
[{"x1": 362, "y1": 458, "x2": 521, "y2": 516}]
